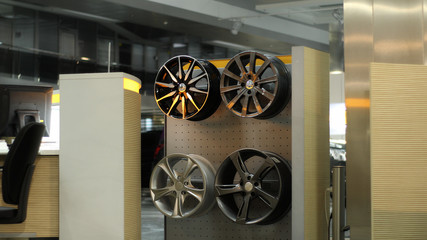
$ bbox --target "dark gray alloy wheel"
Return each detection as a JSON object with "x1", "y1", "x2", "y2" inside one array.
[
  {"x1": 154, "y1": 55, "x2": 221, "y2": 121},
  {"x1": 150, "y1": 153, "x2": 216, "y2": 218},
  {"x1": 220, "y1": 51, "x2": 291, "y2": 119},
  {"x1": 215, "y1": 148, "x2": 291, "y2": 224}
]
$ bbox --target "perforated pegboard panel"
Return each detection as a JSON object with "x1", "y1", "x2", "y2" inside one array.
[{"x1": 165, "y1": 100, "x2": 292, "y2": 240}]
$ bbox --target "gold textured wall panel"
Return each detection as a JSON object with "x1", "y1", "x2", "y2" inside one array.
[
  {"x1": 124, "y1": 90, "x2": 141, "y2": 240},
  {"x1": 371, "y1": 62, "x2": 427, "y2": 239},
  {"x1": 302, "y1": 47, "x2": 330, "y2": 240},
  {"x1": 0, "y1": 155, "x2": 59, "y2": 237}
]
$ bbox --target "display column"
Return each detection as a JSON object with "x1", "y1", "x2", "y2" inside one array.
[
  {"x1": 292, "y1": 46, "x2": 330, "y2": 240},
  {"x1": 59, "y1": 73, "x2": 141, "y2": 240}
]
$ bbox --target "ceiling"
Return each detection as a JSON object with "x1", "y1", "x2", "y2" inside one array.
[{"x1": 1, "y1": 0, "x2": 342, "y2": 55}]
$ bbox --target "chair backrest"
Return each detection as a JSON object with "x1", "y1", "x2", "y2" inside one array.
[
  {"x1": 0, "y1": 86, "x2": 9, "y2": 135},
  {"x1": 2, "y1": 122, "x2": 45, "y2": 204}
]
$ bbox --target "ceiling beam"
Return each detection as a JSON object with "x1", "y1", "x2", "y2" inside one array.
[
  {"x1": 256, "y1": 0, "x2": 343, "y2": 11},
  {"x1": 107, "y1": 0, "x2": 329, "y2": 48}
]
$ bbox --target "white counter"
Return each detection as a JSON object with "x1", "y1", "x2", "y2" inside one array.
[{"x1": 0, "y1": 139, "x2": 59, "y2": 155}]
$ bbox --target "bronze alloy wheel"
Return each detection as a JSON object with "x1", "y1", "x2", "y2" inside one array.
[
  {"x1": 150, "y1": 153, "x2": 216, "y2": 218},
  {"x1": 154, "y1": 55, "x2": 221, "y2": 121},
  {"x1": 215, "y1": 148, "x2": 291, "y2": 224},
  {"x1": 220, "y1": 51, "x2": 291, "y2": 119}
]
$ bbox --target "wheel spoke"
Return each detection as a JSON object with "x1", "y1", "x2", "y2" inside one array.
[
  {"x1": 256, "y1": 75, "x2": 277, "y2": 85},
  {"x1": 181, "y1": 95, "x2": 186, "y2": 119},
  {"x1": 182, "y1": 158, "x2": 198, "y2": 179},
  {"x1": 151, "y1": 186, "x2": 175, "y2": 201},
  {"x1": 184, "y1": 60, "x2": 196, "y2": 81},
  {"x1": 252, "y1": 94, "x2": 263, "y2": 114},
  {"x1": 178, "y1": 56, "x2": 183, "y2": 80},
  {"x1": 234, "y1": 56, "x2": 247, "y2": 75},
  {"x1": 164, "y1": 66, "x2": 179, "y2": 84},
  {"x1": 230, "y1": 151, "x2": 249, "y2": 179},
  {"x1": 255, "y1": 59, "x2": 271, "y2": 79},
  {"x1": 255, "y1": 187, "x2": 279, "y2": 208},
  {"x1": 155, "y1": 81, "x2": 176, "y2": 88},
  {"x1": 167, "y1": 95, "x2": 180, "y2": 116},
  {"x1": 157, "y1": 158, "x2": 177, "y2": 181},
  {"x1": 241, "y1": 95, "x2": 249, "y2": 117},
  {"x1": 220, "y1": 84, "x2": 242, "y2": 93},
  {"x1": 186, "y1": 187, "x2": 204, "y2": 202},
  {"x1": 223, "y1": 68, "x2": 244, "y2": 83},
  {"x1": 254, "y1": 86, "x2": 275, "y2": 101},
  {"x1": 189, "y1": 87, "x2": 208, "y2": 94},
  {"x1": 186, "y1": 92, "x2": 200, "y2": 111},
  {"x1": 172, "y1": 193, "x2": 184, "y2": 217},
  {"x1": 249, "y1": 52, "x2": 256, "y2": 73},
  {"x1": 252, "y1": 159, "x2": 274, "y2": 181},
  {"x1": 236, "y1": 194, "x2": 251, "y2": 223},
  {"x1": 226, "y1": 89, "x2": 246, "y2": 109},
  {"x1": 187, "y1": 73, "x2": 207, "y2": 85},
  {"x1": 156, "y1": 91, "x2": 177, "y2": 102},
  {"x1": 215, "y1": 184, "x2": 243, "y2": 196}
]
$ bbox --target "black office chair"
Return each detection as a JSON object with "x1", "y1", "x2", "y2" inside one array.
[{"x1": 0, "y1": 122, "x2": 45, "y2": 224}]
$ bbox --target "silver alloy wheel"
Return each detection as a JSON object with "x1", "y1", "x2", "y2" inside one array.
[
  {"x1": 154, "y1": 55, "x2": 221, "y2": 121},
  {"x1": 150, "y1": 153, "x2": 216, "y2": 218},
  {"x1": 215, "y1": 148, "x2": 292, "y2": 224},
  {"x1": 220, "y1": 51, "x2": 291, "y2": 119}
]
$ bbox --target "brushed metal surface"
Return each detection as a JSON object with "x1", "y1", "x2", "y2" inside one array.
[
  {"x1": 332, "y1": 167, "x2": 345, "y2": 240},
  {"x1": 425, "y1": 0, "x2": 427, "y2": 65},
  {"x1": 344, "y1": 0, "x2": 374, "y2": 239},
  {"x1": 373, "y1": 0, "x2": 424, "y2": 64}
]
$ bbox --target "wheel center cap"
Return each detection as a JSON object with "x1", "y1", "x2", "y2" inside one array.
[
  {"x1": 245, "y1": 80, "x2": 254, "y2": 90},
  {"x1": 244, "y1": 182, "x2": 254, "y2": 192},
  {"x1": 176, "y1": 182, "x2": 184, "y2": 191},
  {"x1": 178, "y1": 83, "x2": 187, "y2": 92}
]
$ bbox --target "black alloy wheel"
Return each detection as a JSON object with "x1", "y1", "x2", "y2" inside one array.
[
  {"x1": 215, "y1": 148, "x2": 291, "y2": 224},
  {"x1": 154, "y1": 55, "x2": 221, "y2": 121},
  {"x1": 220, "y1": 51, "x2": 291, "y2": 119}
]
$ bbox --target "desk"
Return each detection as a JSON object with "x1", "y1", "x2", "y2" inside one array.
[{"x1": 0, "y1": 154, "x2": 59, "y2": 238}]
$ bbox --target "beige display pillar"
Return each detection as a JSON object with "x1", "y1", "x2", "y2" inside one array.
[
  {"x1": 292, "y1": 46, "x2": 330, "y2": 240},
  {"x1": 59, "y1": 73, "x2": 141, "y2": 240}
]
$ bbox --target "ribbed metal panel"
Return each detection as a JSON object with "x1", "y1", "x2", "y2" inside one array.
[
  {"x1": 124, "y1": 90, "x2": 142, "y2": 240},
  {"x1": 0, "y1": 156, "x2": 59, "y2": 237},
  {"x1": 371, "y1": 62, "x2": 427, "y2": 239}
]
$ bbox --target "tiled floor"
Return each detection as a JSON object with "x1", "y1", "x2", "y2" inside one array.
[{"x1": 141, "y1": 190, "x2": 164, "y2": 240}]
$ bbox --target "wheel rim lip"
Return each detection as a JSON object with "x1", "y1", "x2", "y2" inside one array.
[
  {"x1": 214, "y1": 148, "x2": 288, "y2": 224},
  {"x1": 154, "y1": 55, "x2": 211, "y2": 120},
  {"x1": 220, "y1": 51, "x2": 281, "y2": 118},
  {"x1": 150, "y1": 153, "x2": 215, "y2": 218}
]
